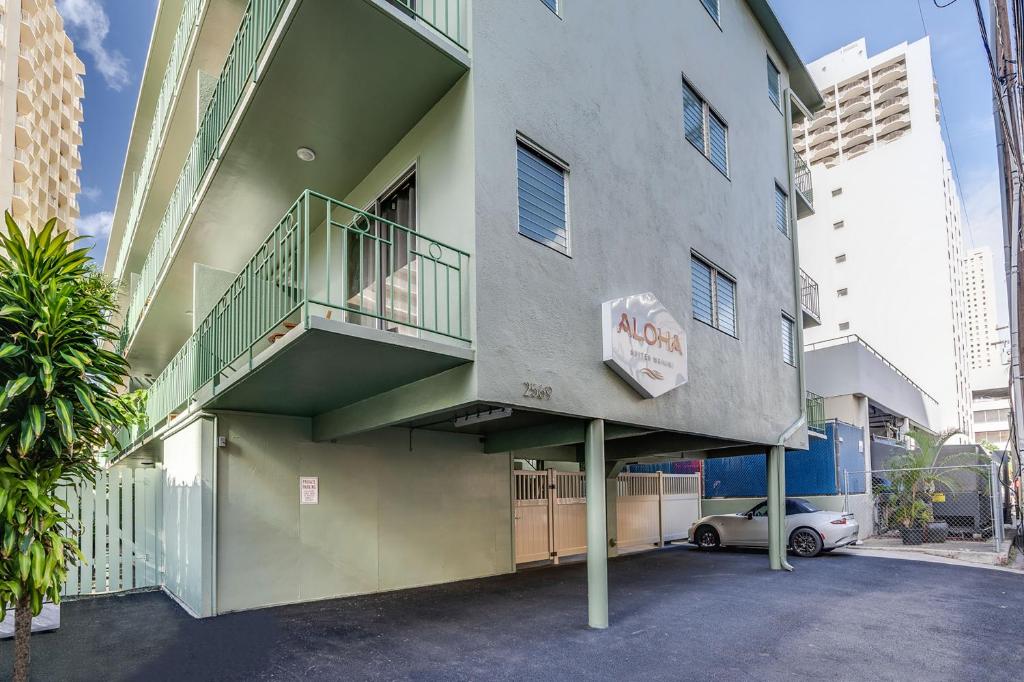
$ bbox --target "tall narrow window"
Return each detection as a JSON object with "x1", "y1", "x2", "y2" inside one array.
[
  {"x1": 700, "y1": 0, "x2": 720, "y2": 23},
  {"x1": 767, "y1": 56, "x2": 781, "y2": 110},
  {"x1": 691, "y1": 254, "x2": 737, "y2": 336},
  {"x1": 682, "y1": 81, "x2": 705, "y2": 152},
  {"x1": 708, "y1": 113, "x2": 729, "y2": 174},
  {"x1": 517, "y1": 139, "x2": 569, "y2": 255},
  {"x1": 781, "y1": 314, "x2": 796, "y2": 365},
  {"x1": 682, "y1": 77, "x2": 729, "y2": 177},
  {"x1": 774, "y1": 184, "x2": 789, "y2": 236}
]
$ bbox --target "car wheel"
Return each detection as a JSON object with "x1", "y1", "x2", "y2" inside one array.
[
  {"x1": 789, "y1": 528, "x2": 823, "y2": 557},
  {"x1": 695, "y1": 525, "x2": 720, "y2": 550}
]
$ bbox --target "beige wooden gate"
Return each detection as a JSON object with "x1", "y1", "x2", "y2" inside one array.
[{"x1": 513, "y1": 470, "x2": 700, "y2": 564}]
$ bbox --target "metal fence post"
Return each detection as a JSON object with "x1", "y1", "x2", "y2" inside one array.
[
  {"x1": 657, "y1": 471, "x2": 665, "y2": 547},
  {"x1": 844, "y1": 470, "x2": 850, "y2": 514},
  {"x1": 991, "y1": 461, "x2": 1003, "y2": 553}
]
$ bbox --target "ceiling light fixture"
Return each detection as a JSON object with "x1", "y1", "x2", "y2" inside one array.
[{"x1": 296, "y1": 147, "x2": 316, "y2": 162}]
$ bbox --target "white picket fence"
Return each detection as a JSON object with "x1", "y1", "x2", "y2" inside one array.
[{"x1": 58, "y1": 468, "x2": 161, "y2": 597}]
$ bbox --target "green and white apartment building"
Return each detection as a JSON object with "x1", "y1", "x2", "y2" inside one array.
[{"x1": 103, "y1": 0, "x2": 822, "y2": 627}]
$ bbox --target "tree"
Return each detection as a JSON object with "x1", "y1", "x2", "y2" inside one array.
[{"x1": 0, "y1": 216, "x2": 138, "y2": 682}]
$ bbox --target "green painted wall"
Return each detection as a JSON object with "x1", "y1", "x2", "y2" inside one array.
[{"x1": 213, "y1": 413, "x2": 512, "y2": 614}]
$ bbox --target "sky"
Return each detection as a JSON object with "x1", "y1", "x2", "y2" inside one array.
[
  {"x1": 58, "y1": 0, "x2": 1006, "y2": 325},
  {"x1": 56, "y1": 0, "x2": 157, "y2": 262}
]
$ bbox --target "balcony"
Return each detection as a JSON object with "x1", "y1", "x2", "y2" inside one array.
[
  {"x1": 809, "y1": 139, "x2": 838, "y2": 163},
  {"x1": 877, "y1": 112, "x2": 910, "y2": 134},
  {"x1": 872, "y1": 62, "x2": 906, "y2": 87},
  {"x1": 793, "y1": 150, "x2": 813, "y2": 218},
  {"x1": 806, "y1": 391, "x2": 826, "y2": 433},
  {"x1": 119, "y1": 0, "x2": 470, "y2": 366},
  {"x1": 809, "y1": 123, "x2": 837, "y2": 144},
  {"x1": 13, "y1": 149, "x2": 30, "y2": 182},
  {"x1": 840, "y1": 110, "x2": 871, "y2": 134},
  {"x1": 140, "y1": 189, "x2": 472, "y2": 430},
  {"x1": 841, "y1": 94, "x2": 872, "y2": 114},
  {"x1": 838, "y1": 78, "x2": 869, "y2": 102},
  {"x1": 874, "y1": 79, "x2": 908, "y2": 104},
  {"x1": 800, "y1": 269, "x2": 820, "y2": 327},
  {"x1": 875, "y1": 95, "x2": 908, "y2": 119}
]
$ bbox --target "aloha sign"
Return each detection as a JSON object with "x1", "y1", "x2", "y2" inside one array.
[{"x1": 602, "y1": 292, "x2": 688, "y2": 399}]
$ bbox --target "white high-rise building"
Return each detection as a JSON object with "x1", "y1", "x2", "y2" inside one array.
[
  {"x1": 794, "y1": 37, "x2": 971, "y2": 434},
  {"x1": 963, "y1": 247, "x2": 1001, "y2": 371},
  {"x1": 0, "y1": 0, "x2": 84, "y2": 234}
]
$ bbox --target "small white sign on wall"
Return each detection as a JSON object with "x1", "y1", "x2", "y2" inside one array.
[{"x1": 300, "y1": 476, "x2": 319, "y2": 505}]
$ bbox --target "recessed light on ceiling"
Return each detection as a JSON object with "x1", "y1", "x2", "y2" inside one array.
[{"x1": 296, "y1": 147, "x2": 316, "y2": 162}]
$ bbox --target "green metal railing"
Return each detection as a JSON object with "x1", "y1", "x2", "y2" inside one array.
[
  {"x1": 394, "y1": 0, "x2": 467, "y2": 48},
  {"x1": 118, "y1": 0, "x2": 469, "y2": 355},
  {"x1": 119, "y1": 0, "x2": 289, "y2": 352},
  {"x1": 113, "y1": 0, "x2": 205, "y2": 280},
  {"x1": 806, "y1": 391, "x2": 826, "y2": 433},
  {"x1": 793, "y1": 150, "x2": 813, "y2": 205},
  {"x1": 143, "y1": 189, "x2": 470, "y2": 430}
]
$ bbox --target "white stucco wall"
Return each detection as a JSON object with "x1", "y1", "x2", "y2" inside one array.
[{"x1": 214, "y1": 413, "x2": 512, "y2": 614}]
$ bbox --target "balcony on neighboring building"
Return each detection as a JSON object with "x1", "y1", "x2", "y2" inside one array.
[
  {"x1": 793, "y1": 150, "x2": 813, "y2": 218},
  {"x1": 137, "y1": 189, "x2": 472, "y2": 434},
  {"x1": 800, "y1": 268, "x2": 820, "y2": 327},
  {"x1": 806, "y1": 391, "x2": 826, "y2": 433},
  {"x1": 872, "y1": 61, "x2": 906, "y2": 87}
]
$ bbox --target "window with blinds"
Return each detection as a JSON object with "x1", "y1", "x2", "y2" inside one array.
[
  {"x1": 681, "y1": 77, "x2": 729, "y2": 176},
  {"x1": 781, "y1": 314, "x2": 796, "y2": 365},
  {"x1": 517, "y1": 140, "x2": 569, "y2": 255},
  {"x1": 767, "y1": 57, "x2": 781, "y2": 110},
  {"x1": 774, "y1": 184, "x2": 789, "y2": 236},
  {"x1": 700, "y1": 0, "x2": 720, "y2": 23},
  {"x1": 691, "y1": 254, "x2": 737, "y2": 336}
]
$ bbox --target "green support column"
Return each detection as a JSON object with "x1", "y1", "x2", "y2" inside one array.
[
  {"x1": 585, "y1": 419, "x2": 608, "y2": 629},
  {"x1": 767, "y1": 445, "x2": 793, "y2": 571}
]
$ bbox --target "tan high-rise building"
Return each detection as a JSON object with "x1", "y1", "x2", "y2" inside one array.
[{"x1": 0, "y1": 0, "x2": 84, "y2": 234}]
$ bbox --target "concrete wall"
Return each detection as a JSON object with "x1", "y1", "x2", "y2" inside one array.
[
  {"x1": 161, "y1": 416, "x2": 216, "y2": 617},
  {"x1": 468, "y1": 0, "x2": 805, "y2": 444},
  {"x1": 214, "y1": 413, "x2": 512, "y2": 614},
  {"x1": 701, "y1": 493, "x2": 873, "y2": 540}
]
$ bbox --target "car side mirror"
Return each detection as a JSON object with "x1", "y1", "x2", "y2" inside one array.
[{"x1": 744, "y1": 512, "x2": 754, "y2": 520}]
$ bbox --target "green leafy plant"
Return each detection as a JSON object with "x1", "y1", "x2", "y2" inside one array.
[{"x1": 0, "y1": 216, "x2": 139, "y2": 682}]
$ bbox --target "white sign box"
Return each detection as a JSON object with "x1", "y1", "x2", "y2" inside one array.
[
  {"x1": 602, "y1": 292, "x2": 688, "y2": 399},
  {"x1": 299, "y1": 476, "x2": 319, "y2": 505}
]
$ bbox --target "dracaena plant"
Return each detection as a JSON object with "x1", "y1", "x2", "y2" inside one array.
[{"x1": 0, "y1": 215, "x2": 140, "y2": 682}]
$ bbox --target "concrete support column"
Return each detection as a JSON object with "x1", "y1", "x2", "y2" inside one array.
[
  {"x1": 585, "y1": 419, "x2": 608, "y2": 629},
  {"x1": 767, "y1": 444, "x2": 790, "y2": 571}
]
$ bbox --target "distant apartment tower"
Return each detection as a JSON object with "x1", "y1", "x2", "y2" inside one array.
[
  {"x1": 963, "y1": 247, "x2": 1001, "y2": 371},
  {"x1": 794, "y1": 37, "x2": 971, "y2": 434},
  {"x1": 0, "y1": 0, "x2": 84, "y2": 233}
]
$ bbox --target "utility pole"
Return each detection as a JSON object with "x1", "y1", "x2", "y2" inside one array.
[{"x1": 987, "y1": 0, "x2": 1024, "y2": 539}]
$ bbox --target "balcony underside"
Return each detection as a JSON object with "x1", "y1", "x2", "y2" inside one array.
[
  {"x1": 127, "y1": 0, "x2": 469, "y2": 376},
  {"x1": 801, "y1": 307, "x2": 820, "y2": 328},
  {"x1": 795, "y1": 190, "x2": 813, "y2": 219},
  {"x1": 199, "y1": 315, "x2": 473, "y2": 416}
]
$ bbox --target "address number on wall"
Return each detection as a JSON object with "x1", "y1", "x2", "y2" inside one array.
[{"x1": 522, "y1": 382, "x2": 553, "y2": 400}]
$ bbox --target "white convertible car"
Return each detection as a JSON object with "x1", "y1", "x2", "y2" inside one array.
[{"x1": 688, "y1": 498, "x2": 859, "y2": 557}]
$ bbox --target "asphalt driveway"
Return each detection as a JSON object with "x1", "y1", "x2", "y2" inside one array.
[{"x1": 3, "y1": 546, "x2": 1021, "y2": 681}]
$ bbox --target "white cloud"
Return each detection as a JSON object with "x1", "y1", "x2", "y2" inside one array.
[
  {"x1": 57, "y1": 0, "x2": 130, "y2": 91},
  {"x1": 77, "y1": 210, "x2": 113, "y2": 239},
  {"x1": 81, "y1": 185, "x2": 101, "y2": 201}
]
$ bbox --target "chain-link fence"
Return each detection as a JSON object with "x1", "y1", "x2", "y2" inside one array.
[{"x1": 845, "y1": 464, "x2": 1003, "y2": 551}]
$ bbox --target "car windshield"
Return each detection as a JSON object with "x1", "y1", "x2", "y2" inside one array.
[{"x1": 792, "y1": 499, "x2": 819, "y2": 513}]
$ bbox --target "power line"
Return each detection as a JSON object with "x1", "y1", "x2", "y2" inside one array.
[{"x1": 917, "y1": 0, "x2": 979, "y2": 249}]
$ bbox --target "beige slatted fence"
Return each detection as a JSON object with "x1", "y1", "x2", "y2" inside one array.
[
  {"x1": 60, "y1": 467, "x2": 161, "y2": 597},
  {"x1": 513, "y1": 470, "x2": 700, "y2": 564}
]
